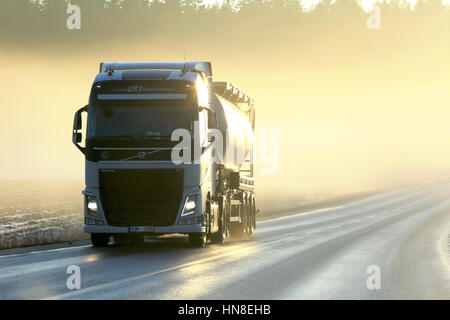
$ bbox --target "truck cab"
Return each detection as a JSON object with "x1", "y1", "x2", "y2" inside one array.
[{"x1": 73, "y1": 61, "x2": 255, "y2": 247}]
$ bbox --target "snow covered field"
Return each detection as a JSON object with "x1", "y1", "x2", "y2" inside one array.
[
  {"x1": 0, "y1": 181, "x2": 87, "y2": 250},
  {"x1": 0, "y1": 180, "x2": 340, "y2": 250}
]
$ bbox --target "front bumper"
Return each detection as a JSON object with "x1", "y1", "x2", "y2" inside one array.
[{"x1": 84, "y1": 223, "x2": 205, "y2": 234}]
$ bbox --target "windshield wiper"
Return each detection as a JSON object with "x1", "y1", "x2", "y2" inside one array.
[
  {"x1": 95, "y1": 135, "x2": 137, "y2": 140},
  {"x1": 93, "y1": 134, "x2": 175, "y2": 140},
  {"x1": 142, "y1": 135, "x2": 172, "y2": 139}
]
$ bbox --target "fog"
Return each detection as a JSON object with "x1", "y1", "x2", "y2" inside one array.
[{"x1": 1, "y1": 0, "x2": 449, "y2": 211}]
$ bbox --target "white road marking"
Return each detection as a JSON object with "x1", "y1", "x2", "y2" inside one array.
[
  {"x1": 0, "y1": 244, "x2": 91, "y2": 259},
  {"x1": 45, "y1": 235, "x2": 301, "y2": 300},
  {"x1": 259, "y1": 205, "x2": 345, "y2": 224}
]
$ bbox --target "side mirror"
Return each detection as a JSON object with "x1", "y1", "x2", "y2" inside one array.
[
  {"x1": 229, "y1": 172, "x2": 240, "y2": 190},
  {"x1": 73, "y1": 105, "x2": 88, "y2": 154},
  {"x1": 75, "y1": 113, "x2": 82, "y2": 130},
  {"x1": 75, "y1": 132, "x2": 82, "y2": 143}
]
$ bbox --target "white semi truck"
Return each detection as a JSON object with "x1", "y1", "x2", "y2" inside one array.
[{"x1": 73, "y1": 61, "x2": 256, "y2": 247}]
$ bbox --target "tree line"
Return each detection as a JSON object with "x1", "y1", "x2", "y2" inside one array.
[{"x1": 0, "y1": 0, "x2": 444, "y2": 48}]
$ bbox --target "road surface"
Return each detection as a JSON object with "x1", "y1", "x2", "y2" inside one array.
[{"x1": 1, "y1": 179, "x2": 449, "y2": 299}]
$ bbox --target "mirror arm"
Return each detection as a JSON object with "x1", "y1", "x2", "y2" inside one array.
[{"x1": 74, "y1": 143, "x2": 85, "y2": 154}]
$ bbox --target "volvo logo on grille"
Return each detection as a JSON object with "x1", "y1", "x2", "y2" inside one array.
[
  {"x1": 138, "y1": 152, "x2": 146, "y2": 159},
  {"x1": 101, "y1": 151, "x2": 110, "y2": 160}
]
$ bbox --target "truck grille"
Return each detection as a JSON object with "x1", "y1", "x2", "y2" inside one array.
[{"x1": 99, "y1": 169, "x2": 183, "y2": 227}]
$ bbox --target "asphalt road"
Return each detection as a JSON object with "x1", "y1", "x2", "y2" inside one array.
[{"x1": 1, "y1": 179, "x2": 449, "y2": 300}]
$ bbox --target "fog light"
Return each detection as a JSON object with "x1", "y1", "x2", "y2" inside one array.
[
  {"x1": 87, "y1": 197, "x2": 98, "y2": 212},
  {"x1": 86, "y1": 195, "x2": 101, "y2": 218}
]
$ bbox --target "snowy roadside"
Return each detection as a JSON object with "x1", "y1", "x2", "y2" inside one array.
[
  {"x1": 0, "y1": 180, "x2": 88, "y2": 250},
  {"x1": 0, "y1": 180, "x2": 379, "y2": 250}
]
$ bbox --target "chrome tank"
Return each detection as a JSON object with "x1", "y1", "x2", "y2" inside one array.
[{"x1": 212, "y1": 94, "x2": 254, "y2": 171}]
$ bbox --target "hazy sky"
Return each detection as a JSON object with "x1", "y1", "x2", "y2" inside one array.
[{"x1": 1, "y1": 0, "x2": 449, "y2": 203}]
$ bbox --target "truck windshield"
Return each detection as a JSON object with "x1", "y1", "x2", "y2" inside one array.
[{"x1": 87, "y1": 105, "x2": 194, "y2": 139}]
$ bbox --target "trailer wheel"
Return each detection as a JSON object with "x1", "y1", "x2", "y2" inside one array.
[
  {"x1": 247, "y1": 196, "x2": 255, "y2": 236},
  {"x1": 243, "y1": 197, "x2": 252, "y2": 238},
  {"x1": 188, "y1": 233, "x2": 207, "y2": 248},
  {"x1": 91, "y1": 233, "x2": 110, "y2": 247}
]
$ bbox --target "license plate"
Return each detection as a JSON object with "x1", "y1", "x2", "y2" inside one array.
[{"x1": 128, "y1": 226, "x2": 155, "y2": 233}]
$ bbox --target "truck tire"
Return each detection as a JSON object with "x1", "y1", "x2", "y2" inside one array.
[
  {"x1": 188, "y1": 233, "x2": 207, "y2": 248},
  {"x1": 91, "y1": 233, "x2": 110, "y2": 247},
  {"x1": 210, "y1": 213, "x2": 226, "y2": 244},
  {"x1": 210, "y1": 197, "x2": 228, "y2": 244},
  {"x1": 243, "y1": 197, "x2": 252, "y2": 238},
  {"x1": 247, "y1": 196, "x2": 255, "y2": 236}
]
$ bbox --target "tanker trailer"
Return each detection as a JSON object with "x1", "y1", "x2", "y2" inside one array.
[
  {"x1": 209, "y1": 82, "x2": 256, "y2": 241},
  {"x1": 72, "y1": 61, "x2": 256, "y2": 247}
]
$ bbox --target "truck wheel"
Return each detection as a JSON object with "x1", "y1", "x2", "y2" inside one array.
[
  {"x1": 210, "y1": 215, "x2": 226, "y2": 243},
  {"x1": 252, "y1": 197, "x2": 257, "y2": 230},
  {"x1": 91, "y1": 233, "x2": 110, "y2": 247},
  {"x1": 210, "y1": 197, "x2": 227, "y2": 244},
  {"x1": 188, "y1": 233, "x2": 207, "y2": 248}
]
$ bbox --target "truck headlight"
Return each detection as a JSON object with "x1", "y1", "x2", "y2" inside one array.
[
  {"x1": 185, "y1": 200, "x2": 196, "y2": 211},
  {"x1": 181, "y1": 194, "x2": 197, "y2": 217},
  {"x1": 87, "y1": 196, "x2": 99, "y2": 215}
]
